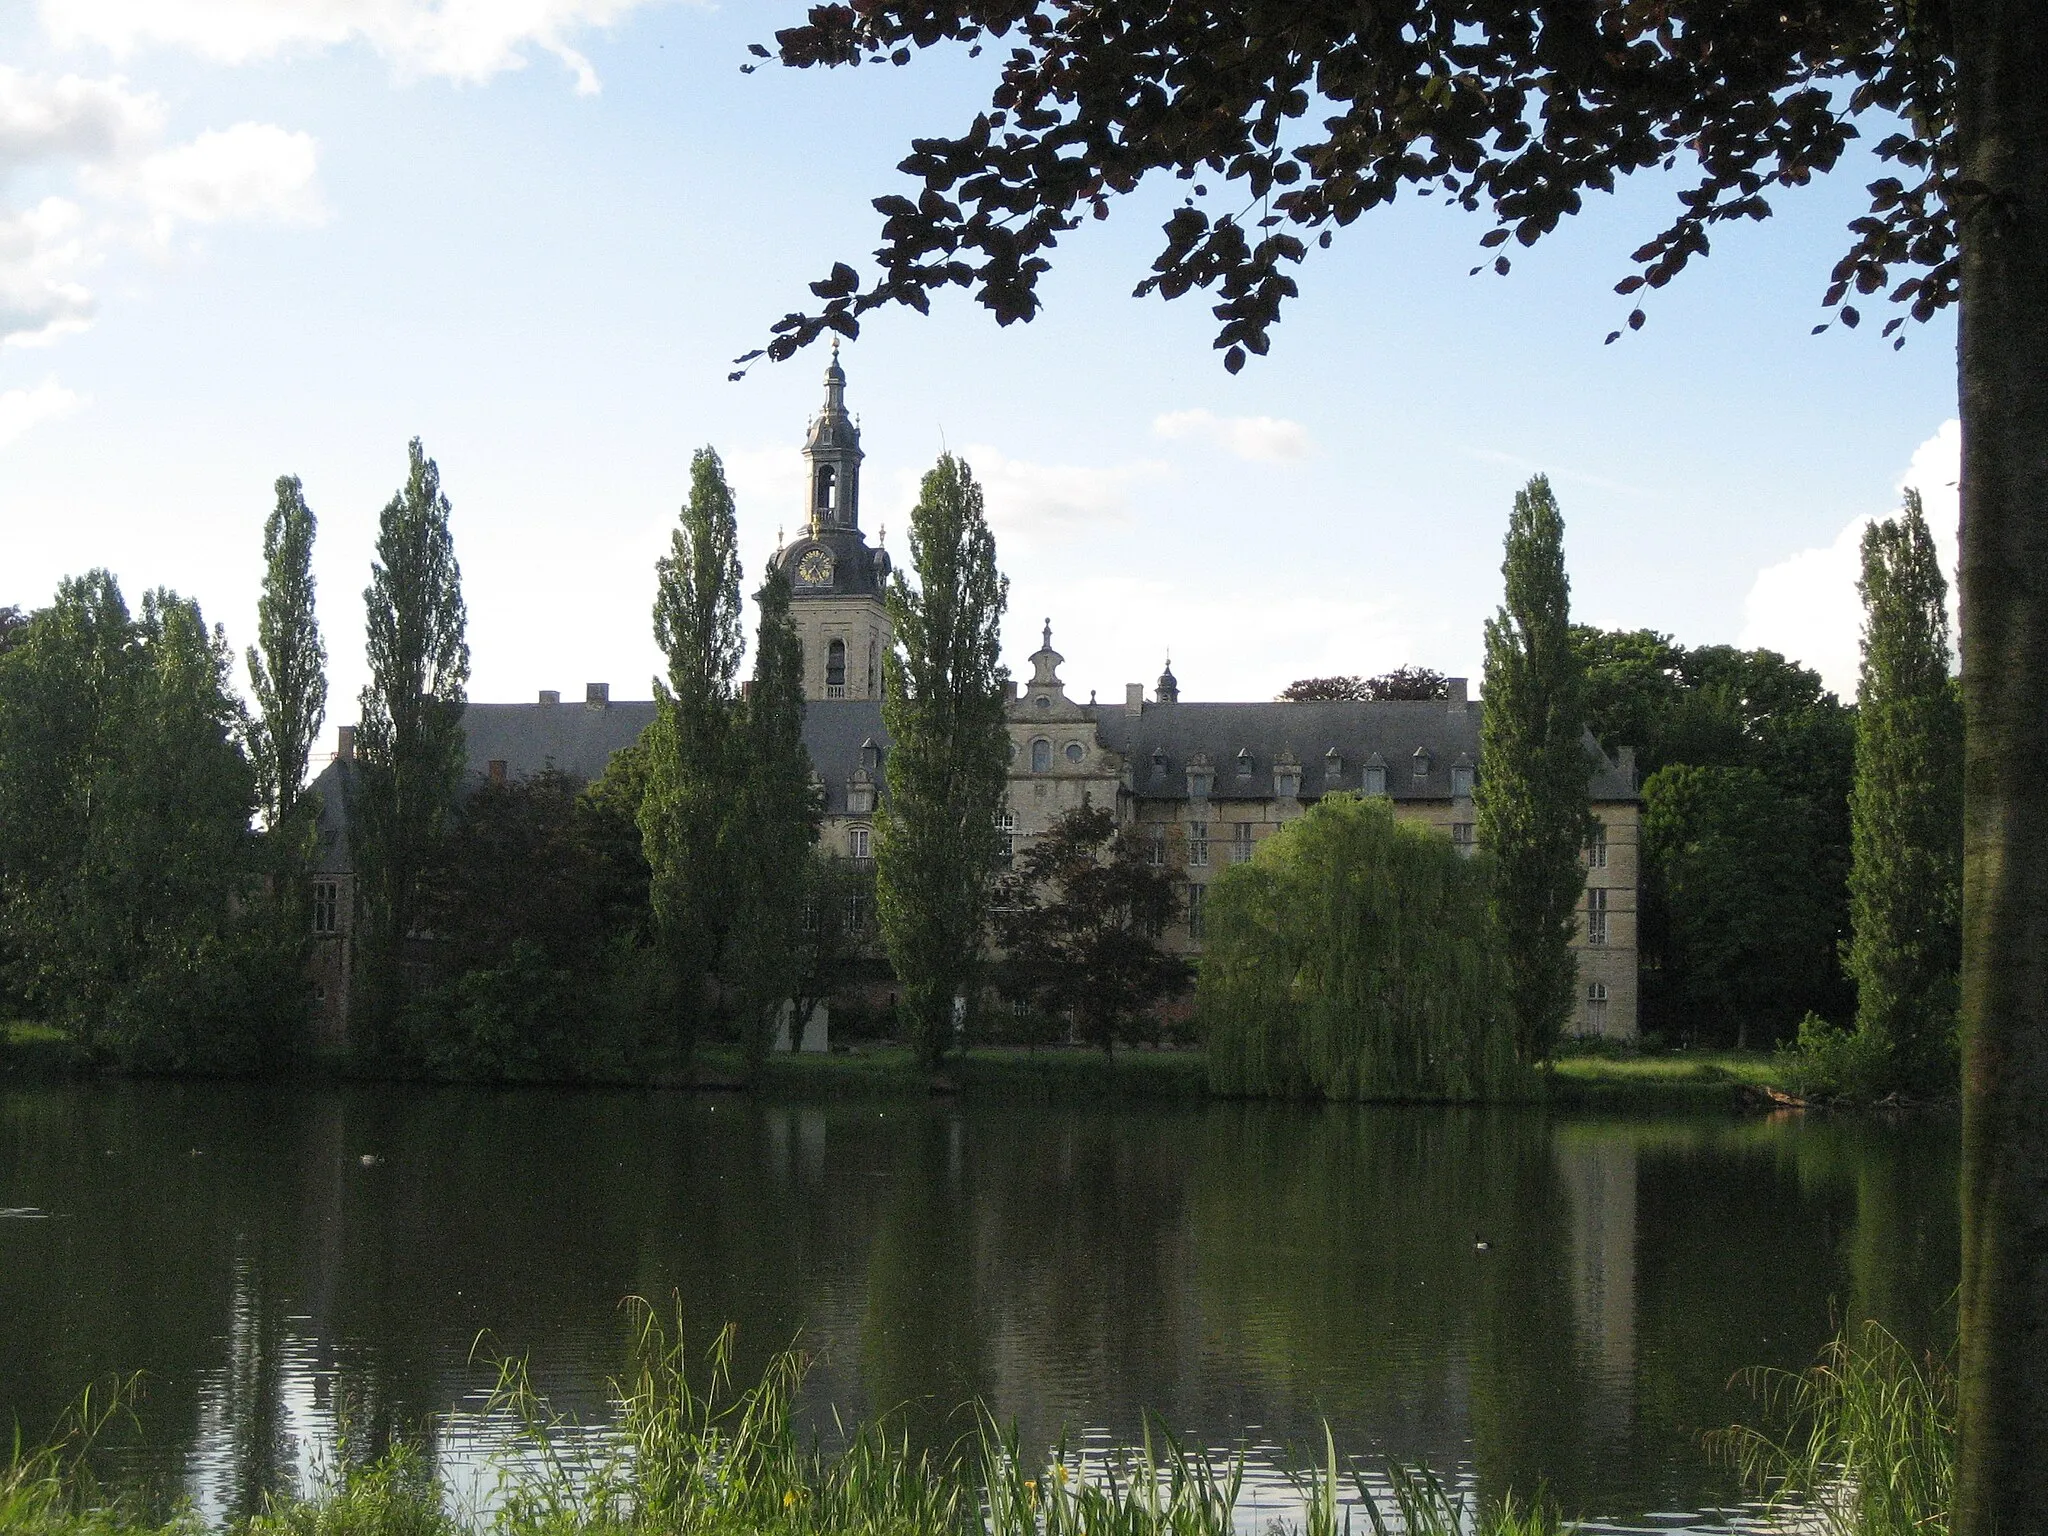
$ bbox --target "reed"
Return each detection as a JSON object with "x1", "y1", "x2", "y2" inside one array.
[
  {"x1": 10, "y1": 1309, "x2": 1568, "y2": 1536},
  {"x1": 1709, "y1": 1319, "x2": 1955, "y2": 1536}
]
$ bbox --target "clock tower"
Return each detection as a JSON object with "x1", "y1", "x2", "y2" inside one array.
[{"x1": 767, "y1": 344, "x2": 892, "y2": 702}]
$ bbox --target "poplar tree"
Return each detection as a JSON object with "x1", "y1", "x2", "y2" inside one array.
[
  {"x1": 639, "y1": 448, "x2": 744, "y2": 1058},
  {"x1": 246, "y1": 475, "x2": 327, "y2": 836},
  {"x1": 876, "y1": 454, "x2": 1010, "y2": 1071},
  {"x1": 725, "y1": 564, "x2": 819, "y2": 1073},
  {"x1": 1848, "y1": 488, "x2": 1963, "y2": 1093},
  {"x1": 351, "y1": 439, "x2": 470, "y2": 1050},
  {"x1": 1476, "y1": 475, "x2": 1592, "y2": 1066}
]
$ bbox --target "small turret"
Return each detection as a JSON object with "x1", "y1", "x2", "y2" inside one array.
[{"x1": 1156, "y1": 655, "x2": 1180, "y2": 705}]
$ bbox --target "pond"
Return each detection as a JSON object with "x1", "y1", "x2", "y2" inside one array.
[{"x1": 0, "y1": 1083, "x2": 1958, "y2": 1531}]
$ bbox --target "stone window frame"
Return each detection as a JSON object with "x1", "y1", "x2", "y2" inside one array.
[
  {"x1": 312, "y1": 881, "x2": 339, "y2": 935},
  {"x1": 1232, "y1": 822, "x2": 1255, "y2": 863},
  {"x1": 1030, "y1": 737, "x2": 1052, "y2": 773},
  {"x1": 1586, "y1": 886, "x2": 1609, "y2": 945},
  {"x1": 1587, "y1": 823, "x2": 1608, "y2": 869},
  {"x1": 849, "y1": 824, "x2": 872, "y2": 861},
  {"x1": 1188, "y1": 822, "x2": 1209, "y2": 867}
]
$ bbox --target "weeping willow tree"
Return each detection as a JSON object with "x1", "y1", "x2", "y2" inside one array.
[{"x1": 1200, "y1": 794, "x2": 1518, "y2": 1101}]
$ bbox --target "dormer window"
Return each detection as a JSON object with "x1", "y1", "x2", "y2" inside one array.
[
  {"x1": 1188, "y1": 757, "x2": 1214, "y2": 799},
  {"x1": 860, "y1": 738, "x2": 880, "y2": 773},
  {"x1": 1235, "y1": 748, "x2": 1254, "y2": 778},
  {"x1": 1451, "y1": 762, "x2": 1474, "y2": 798},
  {"x1": 1363, "y1": 757, "x2": 1388, "y2": 797},
  {"x1": 1031, "y1": 737, "x2": 1052, "y2": 773},
  {"x1": 1275, "y1": 767, "x2": 1300, "y2": 799},
  {"x1": 1323, "y1": 748, "x2": 1342, "y2": 783},
  {"x1": 1150, "y1": 747, "x2": 1167, "y2": 781},
  {"x1": 1412, "y1": 747, "x2": 1432, "y2": 779}
]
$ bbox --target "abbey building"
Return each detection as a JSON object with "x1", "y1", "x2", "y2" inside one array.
[{"x1": 304, "y1": 353, "x2": 1640, "y2": 1043}]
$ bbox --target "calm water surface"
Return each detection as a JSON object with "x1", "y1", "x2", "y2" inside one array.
[{"x1": 0, "y1": 1083, "x2": 1958, "y2": 1530}]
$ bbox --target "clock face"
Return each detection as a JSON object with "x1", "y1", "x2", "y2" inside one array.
[{"x1": 797, "y1": 549, "x2": 834, "y2": 586}]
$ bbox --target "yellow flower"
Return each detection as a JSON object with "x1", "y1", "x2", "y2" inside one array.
[
  {"x1": 1054, "y1": 1465, "x2": 1069, "y2": 1485},
  {"x1": 784, "y1": 1490, "x2": 798, "y2": 1508}
]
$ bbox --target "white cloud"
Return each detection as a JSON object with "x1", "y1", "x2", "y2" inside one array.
[
  {"x1": 0, "y1": 65, "x2": 163, "y2": 170},
  {"x1": 103, "y1": 122, "x2": 326, "y2": 234},
  {"x1": 0, "y1": 376, "x2": 86, "y2": 447},
  {"x1": 1152, "y1": 407, "x2": 1313, "y2": 462},
  {"x1": 1740, "y1": 420, "x2": 1960, "y2": 698},
  {"x1": 39, "y1": 0, "x2": 673, "y2": 94},
  {"x1": 0, "y1": 67, "x2": 322, "y2": 346},
  {"x1": 955, "y1": 443, "x2": 1170, "y2": 550},
  {"x1": 0, "y1": 197, "x2": 97, "y2": 347}
]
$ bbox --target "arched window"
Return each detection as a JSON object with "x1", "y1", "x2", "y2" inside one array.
[
  {"x1": 815, "y1": 464, "x2": 837, "y2": 516},
  {"x1": 867, "y1": 638, "x2": 879, "y2": 695},
  {"x1": 1031, "y1": 738, "x2": 1051, "y2": 773},
  {"x1": 826, "y1": 639, "x2": 847, "y2": 695}
]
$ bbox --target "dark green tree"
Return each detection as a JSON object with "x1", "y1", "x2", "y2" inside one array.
[
  {"x1": 0, "y1": 575, "x2": 291, "y2": 1067},
  {"x1": 876, "y1": 454, "x2": 1010, "y2": 1071},
  {"x1": 350, "y1": 438, "x2": 470, "y2": 1053},
  {"x1": 790, "y1": 852, "x2": 877, "y2": 1046},
  {"x1": 1575, "y1": 627, "x2": 1857, "y2": 1037},
  {"x1": 1476, "y1": 476, "x2": 1592, "y2": 1066},
  {"x1": 757, "y1": 8, "x2": 2048, "y2": 1504},
  {"x1": 1847, "y1": 489, "x2": 1963, "y2": 1094},
  {"x1": 1643, "y1": 765, "x2": 1837, "y2": 1050},
  {"x1": 1366, "y1": 665, "x2": 1451, "y2": 701},
  {"x1": 1278, "y1": 675, "x2": 1368, "y2": 702},
  {"x1": 996, "y1": 802, "x2": 1187, "y2": 1057},
  {"x1": 246, "y1": 475, "x2": 328, "y2": 835},
  {"x1": 638, "y1": 448, "x2": 745, "y2": 1061},
  {"x1": 725, "y1": 565, "x2": 820, "y2": 1074},
  {"x1": 410, "y1": 768, "x2": 650, "y2": 1079},
  {"x1": 0, "y1": 606, "x2": 27, "y2": 656}
]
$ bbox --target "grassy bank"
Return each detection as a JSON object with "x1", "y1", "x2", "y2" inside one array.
[
  {"x1": 6, "y1": 1021, "x2": 1799, "y2": 1112},
  {"x1": 1543, "y1": 1049, "x2": 1782, "y2": 1110}
]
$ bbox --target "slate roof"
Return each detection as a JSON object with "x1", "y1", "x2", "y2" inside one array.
[
  {"x1": 1092, "y1": 699, "x2": 1636, "y2": 802},
  {"x1": 304, "y1": 697, "x2": 893, "y2": 873}
]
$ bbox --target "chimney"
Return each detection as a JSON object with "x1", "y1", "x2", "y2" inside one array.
[
  {"x1": 585, "y1": 682, "x2": 609, "y2": 709},
  {"x1": 488, "y1": 759, "x2": 508, "y2": 784},
  {"x1": 1617, "y1": 744, "x2": 1638, "y2": 792},
  {"x1": 539, "y1": 689, "x2": 560, "y2": 706},
  {"x1": 1125, "y1": 683, "x2": 1145, "y2": 715},
  {"x1": 1446, "y1": 677, "x2": 1469, "y2": 707},
  {"x1": 336, "y1": 725, "x2": 355, "y2": 762}
]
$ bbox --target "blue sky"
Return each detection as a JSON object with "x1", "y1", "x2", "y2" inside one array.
[{"x1": 2, "y1": 1, "x2": 1960, "y2": 737}]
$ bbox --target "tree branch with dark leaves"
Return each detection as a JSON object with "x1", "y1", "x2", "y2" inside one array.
[{"x1": 736, "y1": 1, "x2": 1954, "y2": 375}]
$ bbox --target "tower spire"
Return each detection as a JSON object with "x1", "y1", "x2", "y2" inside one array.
[{"x1": 803, "y1": 340, "x2": 862, "y2": 532}]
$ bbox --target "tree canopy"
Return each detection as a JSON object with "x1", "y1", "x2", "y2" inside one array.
[{"x1": 748, "y1": 3, "x2": 1957, "y2": 373}]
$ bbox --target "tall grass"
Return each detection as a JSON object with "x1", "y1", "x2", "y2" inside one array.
[
  {"x1": 1709, "y1": 1320, "x2": 1955, "y2": 1536},
  {"x1": 8, "y1": 1306, "x2": 1565, "y2": 1536}
]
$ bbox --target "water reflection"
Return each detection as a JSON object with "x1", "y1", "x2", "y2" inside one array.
[{"x1": 0, "y1": 1085, "x2": 1956, "y2": 1529}]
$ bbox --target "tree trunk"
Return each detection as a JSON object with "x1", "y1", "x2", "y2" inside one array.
[{"x1": 1952, "y1": 5, "x2": 2048, "y2": 1527}]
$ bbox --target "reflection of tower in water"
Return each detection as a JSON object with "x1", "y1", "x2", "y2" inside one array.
[{"x1": 1556, "y1": 1133, "x2": 1638, "y2": 1447}]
